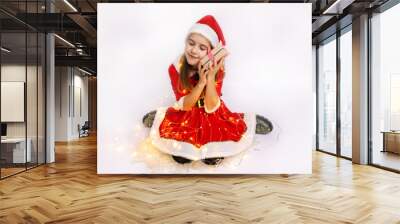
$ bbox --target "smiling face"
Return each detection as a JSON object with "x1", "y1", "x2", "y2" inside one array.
[{"x1": 184, "y1": 33, "x2": 212, "y2": 67}]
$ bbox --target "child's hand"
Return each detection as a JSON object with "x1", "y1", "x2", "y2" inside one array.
[
  {"x1": 197, "y1": 63, "x2": 208, "y2": 87},
  {"x1": 206, "y1": 57, "x2": 225, "y2": 82}
]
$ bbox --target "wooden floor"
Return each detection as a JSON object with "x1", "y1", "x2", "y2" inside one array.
[
  {"x1": 1, "y1": 167, "x2": 26, "y2": 178},
  {"x1": 373, "y1": 150, "x2": 400, "y2": 171},
  {"x1": 1, "y1": 135, "x2": 400, "y2": 223}
]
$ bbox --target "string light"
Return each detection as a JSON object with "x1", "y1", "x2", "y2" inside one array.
[
  {"x1": 157, "y1": 84, "x2": 248, "y2": 150},
  {"x1": 116, "y1": 146, "x2": 124, "y2": 152}
]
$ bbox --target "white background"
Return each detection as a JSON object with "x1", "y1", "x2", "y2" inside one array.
[
  {"x1": 1, "y1": 82, "x2": 24, "y2": 122},
  {"x1": 98, "y1": 3, "x2": 313, "y2": 174}
]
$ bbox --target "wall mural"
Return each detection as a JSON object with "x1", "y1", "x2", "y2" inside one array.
[{"x1": 98, "y1": 3, "x2": 313, "y2": 174}]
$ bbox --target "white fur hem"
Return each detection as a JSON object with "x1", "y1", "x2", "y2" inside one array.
[
  {"x1": 205, "y1": 98, "x2": 221, "y2": 113},
  {"x1": 173, "y1": 96, "x2": 185, "y2": 110},
  {"x1": 149, "y1": 107, "x2": 256, "y2": 160}
]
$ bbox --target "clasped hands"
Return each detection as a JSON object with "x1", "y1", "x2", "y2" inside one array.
[{"x1": 197, "y1": 56, "x2": 225, "y2": 87}]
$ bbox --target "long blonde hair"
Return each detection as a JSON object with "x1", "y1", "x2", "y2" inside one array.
[
  {"x1": 178, "y1": 55, "x2": 196, "y2": 91},
  {"x1": 177, "y1": 55, "x2": 225, "y2": 93}
]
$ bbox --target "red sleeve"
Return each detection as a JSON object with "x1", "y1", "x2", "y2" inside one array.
[
  {"x1": 168, "y1": 64, "x2": 186, "y2": 101},
  {"x1": 215, "y1": 70, "x2": 224, "y2": 97}
]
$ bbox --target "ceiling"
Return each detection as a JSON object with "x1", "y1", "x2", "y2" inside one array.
[{"x1": 0, "y1": 0, "x2": 392, "y2": 75}]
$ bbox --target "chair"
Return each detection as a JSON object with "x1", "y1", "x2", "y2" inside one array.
[{"x1": 79, "y1": 121, "x2": 90, "y2": 138}]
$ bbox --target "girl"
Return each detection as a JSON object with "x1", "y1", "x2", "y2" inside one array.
[{"x1": 143, "y1": 15, "x2": 273, "y2": 165}]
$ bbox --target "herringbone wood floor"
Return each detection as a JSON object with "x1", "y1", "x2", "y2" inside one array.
[{"x1": 1, "y1": 135, "x2": 400, "y2": 224}]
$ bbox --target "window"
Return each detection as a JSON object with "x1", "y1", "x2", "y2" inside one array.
[
  {"x1": 317, "y1": 36, "x2": 337, "y2": 155},
  {"x1": 371, "y1": 2, "x2": 400, "y2": 171},
  {"x1": 0, "y1": 1, "x2": 47, "y2": 179},
  {"x1": 339, "y1": 28, "x2": 352, "y2": 158}
]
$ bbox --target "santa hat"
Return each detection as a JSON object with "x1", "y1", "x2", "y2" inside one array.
[{"x1": 187, "y1": 15, "x2": 225, "y2": 47}]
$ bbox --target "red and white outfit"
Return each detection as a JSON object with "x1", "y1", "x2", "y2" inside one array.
[{"x1": 150, "y1": 15, "x2": 256, "y2": 160}]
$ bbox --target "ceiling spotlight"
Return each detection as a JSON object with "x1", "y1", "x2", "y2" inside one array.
[
  {"x1": 322, "y1": 0, "x2": 355, "y2": 15},
  {"x1": 78, "y1": 67, "x2": 93, "y2": 76},
  {"x1": 76, "y1": 48, "x2": 84, "y2": 55},
  {"x1": 54, "y1": 34, "x2": 75, "y2": 48},
  {"x1": 1, "y1": 47, "x2": 11, "y2": 53},
  {"x1": 63, "y1": 0, "x2": 78, "y2": 12}
]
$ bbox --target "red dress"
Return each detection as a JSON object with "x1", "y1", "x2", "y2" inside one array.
[{"x1": 158, "y1": 63, "x2": 247, "y2": 148}]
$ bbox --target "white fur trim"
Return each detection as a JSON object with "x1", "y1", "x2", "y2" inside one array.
[
  {"x1": 188, "y1": 23, "x2": 219, "y2": 47},
  {"x1": 149, "y1": 107, "x2": 256, "y2": 160},
  {"x1": 173, "y1": 96, "x2": 185, "y2": 110},
  {"x1": 204, "y1": 98, "x2": 221, "y2": 113}
]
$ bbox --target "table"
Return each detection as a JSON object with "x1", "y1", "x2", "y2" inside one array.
[
  {"x1": 381, "y1": 131, "x2": 400, "y2": 154},
  {"x1": 1, "y1": 138, "x2": 32, "y2": 163}
]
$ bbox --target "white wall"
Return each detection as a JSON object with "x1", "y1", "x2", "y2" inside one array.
[
  {"x1": 55, "y1": 67, "x2": 89, "y2": 141},
  {"x1": 1, "y1": 65, "x2": 40, "y2": 138},
  {"x1": 55, "y1": 66, "x2": 69, "y2": 141},
  {"x1": 1, "y1": 65, "x2": 28, "y2": 144},
  {"x1": 1, "y1": 64, "x2": 46, "y2": 163},
  {"x1": 312, "y1": 45, "x2": 316, "y2": 150},
  {"x1": 71, "y1": 72, "x2": 89, "y2": 138}
]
